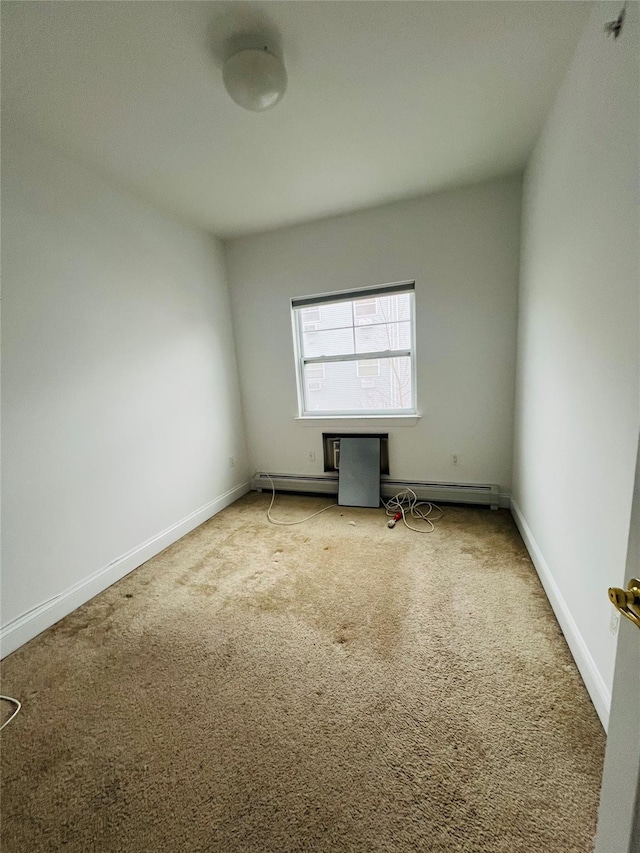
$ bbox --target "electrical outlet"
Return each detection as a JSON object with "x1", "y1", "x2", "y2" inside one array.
[
  {"x1": 228, "y1": 456, "x2": 235, "y2": 468},
  {"x1": 308, "y1": 450, "x2": 316, "y2": 462},
  {"x1": 451, "y1": 454, "x2": 460, "y2": 467},
  {"x1": 609, "y1": 609, "x2": 620, "y2": 636}
]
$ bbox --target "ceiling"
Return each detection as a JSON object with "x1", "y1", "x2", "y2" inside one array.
[{"x1": 2, "y1": 1, "x2": 590, "y2": 239}]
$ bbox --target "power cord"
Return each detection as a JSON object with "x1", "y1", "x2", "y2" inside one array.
[
  {"x1": 264, "y1": 474, "x2": 337, "y2": 526},
  {"x1": 261, "y1": 476, "x2": 443, "y2": 533},
  {"x1": 383, "y1": 488, "x2": 443, "y2": 533},
  {"x1": 0, "y1": 696, "x2": 22, "y2": 731}
]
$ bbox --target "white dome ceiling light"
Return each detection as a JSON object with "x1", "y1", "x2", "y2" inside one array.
[{"x1": 223, "y1": 47, "x2": 287, "y2": 112}]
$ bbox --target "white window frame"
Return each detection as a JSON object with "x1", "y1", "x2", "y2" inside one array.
[{"x1": 291, "y1": 281, "x2": 417, "y2": 417}]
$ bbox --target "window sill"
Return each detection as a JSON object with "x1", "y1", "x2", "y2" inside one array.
[{"x1": 295, "y1": 414, "x2": 421, "y2": 428}]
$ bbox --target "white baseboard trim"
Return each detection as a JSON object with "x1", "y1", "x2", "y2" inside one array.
[
  {"x1": 0, "y1": 481, "x2": 250, "y2": 659},
  {"x1": 253, "y1": 473, "x2": 510, "y2": 509},
  {"x1": 510, "y1": 498, "x2": 611, "y2": 730}
]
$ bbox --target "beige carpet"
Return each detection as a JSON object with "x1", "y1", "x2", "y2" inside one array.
[{"x1": 1, "y1": 493, "x2": 604, "y2": 852}]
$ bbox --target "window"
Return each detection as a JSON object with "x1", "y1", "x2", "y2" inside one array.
[
  {"x1": 356, "y1": 359, "x2": 380, "y2": 378},
  {"x1": 301, "y1": 306, "x2": 322, "y2": 332},
  {"x1": 291, "y1": 281, "x2": 416, "y2": 416},
  {"x1": 306, "y1": 363, "x2": 325, "y2": 392},
  {"x1": 354, "y1": 298, "x2": 378, "y2": 322},
  {"x1": 306, "y1": 364, "x2": 326, "y2": 380}
]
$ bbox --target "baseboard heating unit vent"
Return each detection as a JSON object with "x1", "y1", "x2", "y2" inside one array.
[{"x1": 252, "y1": 474, "x2": 505, "y2": 509}]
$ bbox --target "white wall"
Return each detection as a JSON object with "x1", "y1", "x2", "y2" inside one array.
[
  {"x1": 1, "y1": 130, "x2": 249, "y2": 651},
  {"x1": 225, "y1": 175, "x2": 522, "y2": 495},
  {"x1": 512, "y1": 2, "x2": 639, "y2": 728}
]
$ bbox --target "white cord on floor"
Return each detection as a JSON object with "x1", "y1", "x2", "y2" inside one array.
[
  {"x1": 382, "y1": 488, "x2": 443, "y2": 533},
  {"x1": 263, "y1": 476, "x2": 443, "y2": 533},
  {"x1": 0, "y1": 696, "x2": 22, "y2": 731},
  {"x1": 264, "y1": 474, "x2": 338, "y2": 526}
]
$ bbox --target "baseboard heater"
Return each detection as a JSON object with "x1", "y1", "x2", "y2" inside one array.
[{"x1": 252, "y1": 473, "x2": 502, "y2": 509}]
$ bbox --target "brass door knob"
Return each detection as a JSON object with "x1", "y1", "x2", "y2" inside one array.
[{"x1": 608, "y1": 578, "x2": 640, "y2": 629}]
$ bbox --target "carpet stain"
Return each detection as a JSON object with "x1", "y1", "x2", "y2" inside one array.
[{"x1": 0, "y1": 493, "x2": 605, "y2": 853}]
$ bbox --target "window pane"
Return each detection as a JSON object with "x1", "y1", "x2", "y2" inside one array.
[
  {"x1": 354, "y1": 293, "x2": 411, "y2": 326},
  {"x1": 378, "y1": 293, "x2": 412, "y2": 322},
  {"x1": 297, "y1": 301, "x2": 353, "y2": 332},
  {"x1": 297, "y1": 292, "x2": 412, "y2": 330},
  {"x1": 301, "y1": 327, "x2": 354, "y2": 358},
  {"x1": 303, "y1": 357, "x2": 412, "y2": 412},
  {"x1": 354, "y1": 321, "x2": 411, "y2": 354}
]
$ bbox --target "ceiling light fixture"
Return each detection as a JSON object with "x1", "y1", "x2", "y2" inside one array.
[{"x1": 223, "y1": 47, "x2": 287, "y2": 112}]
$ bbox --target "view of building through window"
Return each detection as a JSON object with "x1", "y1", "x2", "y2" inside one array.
[{"x1": 292, "y1": 285, "x2": 415, "y2": 415}]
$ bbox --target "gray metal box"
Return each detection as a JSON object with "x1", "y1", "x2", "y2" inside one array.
[{"x1": 337, "y1": 437, "x2": 381, "y2": 508}]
